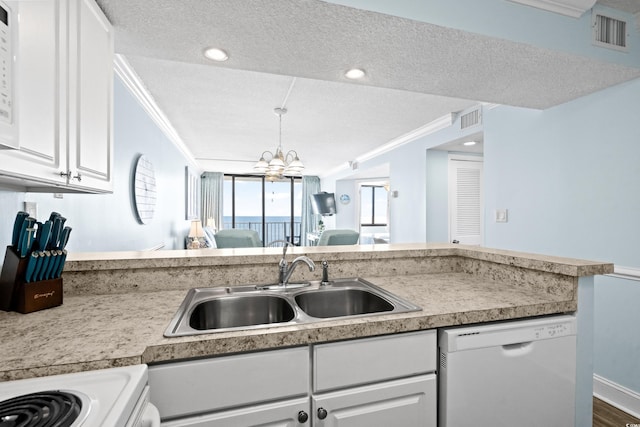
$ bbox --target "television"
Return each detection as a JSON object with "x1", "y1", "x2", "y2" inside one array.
[{"x1": 310, "y1": 192, "x2": 337, "y2": 216}]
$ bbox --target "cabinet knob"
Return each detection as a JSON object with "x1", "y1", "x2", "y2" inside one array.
[
  {"x1": 317, "y1": 407, "x2": 328, "y2": 420},
  {"x1": 72, "y1": 173, "x2": 82, "y2": 182},
  {"x1": 297, "y1": 410, "x2": 308, "y2": 423},
  {"x1": 59, "y1": 171, "x2": 71, "y2": 179}
]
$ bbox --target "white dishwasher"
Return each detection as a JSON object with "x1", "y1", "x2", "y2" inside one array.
[{"x1": 438, "y1": 315, "x2": 577, "y2": 427}]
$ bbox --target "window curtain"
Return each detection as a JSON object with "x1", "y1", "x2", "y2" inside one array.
[
  {"x1": 201, "y1": 172, "x2": 224, "y2": 246},
  {"x1": 301, "y1": 176, "x2": 320, "y2": 246}
]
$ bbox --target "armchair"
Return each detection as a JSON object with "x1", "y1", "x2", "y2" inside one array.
[{"x1": 316, "y1": 229, "x2": 359, "y2": 246}]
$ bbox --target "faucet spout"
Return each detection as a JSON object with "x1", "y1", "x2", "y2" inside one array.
[{"x1": 281, "y1": 256, "x2": 315, "y2": 287}]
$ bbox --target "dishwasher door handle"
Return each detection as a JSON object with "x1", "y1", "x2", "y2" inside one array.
[{"x1": 501, "y1": 341, "x2": 533, "y2": 356}]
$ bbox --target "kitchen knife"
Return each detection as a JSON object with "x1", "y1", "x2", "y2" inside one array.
[
  {"x1": 55, "y1": 249, "x2": 67, "y2": 279},
  {"x1": 20, "y1": 226, "x2": 36, "y2": 258},
  {"x1": 36, "y1": 220, "x2": 53, "y2": 252},
  {"x1": 32, "y1": 251, "x2": 45, "y2": 283},
  {"x1": 33, "y1": 221, "x2": 43, "y2": 248},
  {"x1": 11, "y1": 211, "x2": 29, "y2": 248},
  {"x1": 48, "y1": 211, "x2": 61, "y2": 222},
  {"x1": 58, "y1": 226, "x2": 72, "y2": 250},
  {"x1": 45, "y1": 251, "x2": 58, "y2": 279},
  {"x1": 48, "y1": 217, "x2": 63, "y2": 250},
  {"x1": 37, "y1": 251, "x2": 51, "y2": 281},
  {"x1": 25, "y1": 252, "x2": 39, "y2": 283},
  {"x1": 15, "y1": 216, "x2": 32, "y2": 253},
  {"x1": 17, "y1": 217, "x2": 36, "y2": 257}
]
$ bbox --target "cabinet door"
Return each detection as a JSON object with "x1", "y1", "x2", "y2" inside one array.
[
  {"x1": 312, "y1": 375, "x2": 436, "y2": 427},
  {"x1": 66, "y1": 0, "x2": 113, "y2": 192},
  {"x1": 0, "y1": 0, "x2": 66, "y2": 186},
  {"x1": 161, "y1": 397, "x2": 310, "y2": 427}
]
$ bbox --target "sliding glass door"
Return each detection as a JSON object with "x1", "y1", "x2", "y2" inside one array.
[{"x1": 223, "y1": 175, "x2": 302, "y2": 246}]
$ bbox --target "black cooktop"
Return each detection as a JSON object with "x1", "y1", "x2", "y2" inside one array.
[{"x1": 0, "y1": 390, "x2": 81, "y2": 427}]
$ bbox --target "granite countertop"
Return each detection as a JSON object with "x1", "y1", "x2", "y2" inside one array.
[{"x1": 0, "y1": 271, "x2": 577, "y2": 382}]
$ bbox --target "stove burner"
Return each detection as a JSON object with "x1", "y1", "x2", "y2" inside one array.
[{"x1": 0, "y1": 390, "x2": 81, "y2": 427}]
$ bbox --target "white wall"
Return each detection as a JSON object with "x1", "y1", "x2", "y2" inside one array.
[{"x1": 0, "y1": 75, "x2": 195, "y2": 252}]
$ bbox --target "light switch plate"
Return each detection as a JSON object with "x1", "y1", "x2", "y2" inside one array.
[{"x1": 495, "y1": 209, "x2": 508, "y2": 223}]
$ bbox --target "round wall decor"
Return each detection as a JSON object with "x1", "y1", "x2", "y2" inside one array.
[
  {"x1": 133, "y1": 155, "x2": 157, "y2": 224},
  {"x1": 339, "y1": 194, "x2": 351, "y2": 205}
]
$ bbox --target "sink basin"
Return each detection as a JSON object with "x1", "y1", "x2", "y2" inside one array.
[
  {"x1": 189, "y1": 295, "x2": 295, "y2": 330},
  {"x1": 164, "y1": 278, "x2": 421, "y2": 337},
  {"x1": 294, "y1": 288, "x2": 393, "y2": 318}
]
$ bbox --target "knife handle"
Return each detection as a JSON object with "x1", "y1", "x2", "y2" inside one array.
[
  {"x1": 49, "y1": 217, "x2": 63, "y2": 250},
  {"x1": 37, "y1": 251, "x2": 51, "y2": 282},
  {"x1": 44, "y1": 251, "x2": 57, "y2": 280},
  {"x1": 25, "y1": 252, "x2": 39, "y2": 283},
  {"x1": 11, "y1": 211, "x2": 29, "y2": 248},
  {"x1": 59, "y1": 227, "x2": 72, "y2": 250},
  {"x1": 55, "y1": 250, "x2": 67, "y2": 279},
  {"x1": 32, "y1": 252, "x2": 45, "y2": 282}
]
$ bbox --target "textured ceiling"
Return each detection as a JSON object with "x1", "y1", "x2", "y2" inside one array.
[{"x1": 95, "y1": 0, "x2": 640, "y2": 176}]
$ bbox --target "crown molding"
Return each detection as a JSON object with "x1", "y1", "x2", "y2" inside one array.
[
  {"x1": 507, "y1": 0, "x2": 597, "y2": 18},
  {"x1": 113, "y1": 54, "x2": 200, "y2": 170}
]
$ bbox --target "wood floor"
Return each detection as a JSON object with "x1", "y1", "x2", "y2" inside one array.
[{"x1": 594, "y1": 397, "x2": 640, "y2": 427}]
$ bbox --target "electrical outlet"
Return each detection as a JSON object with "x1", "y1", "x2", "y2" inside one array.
[
  {"x1": 53, "y1": 193, "x2": 63, "y2": 199},
  {"x1": 24, "y1": 202, "x2": 37, "y2": 218}
]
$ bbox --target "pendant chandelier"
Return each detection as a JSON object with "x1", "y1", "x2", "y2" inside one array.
[{"x1": 253, "y1": 107, "x2": 304, "y2": 179}]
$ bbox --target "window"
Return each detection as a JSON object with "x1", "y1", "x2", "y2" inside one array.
[
  {"x1": 360, "y1": 185, "x2": 388, "y2": 226},
  {"x1": 223, "y1": 175, "x2": 302, "y2": 245}
]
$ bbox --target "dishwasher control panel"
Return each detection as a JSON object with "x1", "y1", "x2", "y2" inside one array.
[
  {"x1": 439, "y1": 315, "x2": 576, "y2": 352},
  {"x1": 533, "y1": 321, "x2": 573, "y2": 339}
]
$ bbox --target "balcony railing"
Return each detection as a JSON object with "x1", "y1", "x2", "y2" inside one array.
[{"x1": 224, "y1": 221, "x2": 302, "y2": 246}]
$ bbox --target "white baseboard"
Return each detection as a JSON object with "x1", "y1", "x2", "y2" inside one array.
[{"x1": 594, "y1": 374, "x2": 640, "y2": 419}]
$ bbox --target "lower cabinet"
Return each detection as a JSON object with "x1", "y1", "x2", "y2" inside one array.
[
  {"x1": 149, "y1": 330, "x2": 437, "y2": 426},
  {"x1": 312, "y1": 375, "x2": 436, "y2": 427}
]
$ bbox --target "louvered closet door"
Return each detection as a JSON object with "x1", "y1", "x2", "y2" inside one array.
[{"x1": 449, "y1": 158, "x2": 483, "y2": 245}]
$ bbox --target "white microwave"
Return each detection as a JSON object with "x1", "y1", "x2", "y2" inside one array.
[{"x1": 0, "y1": 0, "x2": 16, "y2": 149}]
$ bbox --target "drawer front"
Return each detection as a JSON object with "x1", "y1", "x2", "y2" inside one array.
[
  {"x1": 313, "y1": 330, "x2": 436, "y2": 392},
  {"x1": 149, "y1": 346, "x2": 309, "y2": 420}
]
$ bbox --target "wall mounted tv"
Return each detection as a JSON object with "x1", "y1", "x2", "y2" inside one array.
[{"x1": 310, "y1": 192, "x2": 337, "y2": 216}]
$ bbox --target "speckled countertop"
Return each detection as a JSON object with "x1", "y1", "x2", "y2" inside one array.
[{"x1": 0, "y1": 244, "x2": 613, "y2": 381}]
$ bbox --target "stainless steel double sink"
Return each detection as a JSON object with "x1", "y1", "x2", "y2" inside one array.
[{"x1": 164, "y1": 278, "x2": 422, "y2": 337}]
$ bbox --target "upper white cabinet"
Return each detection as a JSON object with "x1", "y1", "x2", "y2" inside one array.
[{"x1": 0, "y1": 0, "x2": 113, "y2": 193}]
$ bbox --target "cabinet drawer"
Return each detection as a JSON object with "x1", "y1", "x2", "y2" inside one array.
[
  {"x1": 149, "y1": 346, "x2": 309, "y2": 420},
  {"x1": 313, "y1": 330, "x2": 436, "y2": 392}
]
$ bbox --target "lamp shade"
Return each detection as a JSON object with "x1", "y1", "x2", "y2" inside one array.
[
  {"x1": 206, "y1": 217, "x2": 216, "y2": 229},
  {"x1": 189, "y1": 219, "x2": 205, "y2": 238}
]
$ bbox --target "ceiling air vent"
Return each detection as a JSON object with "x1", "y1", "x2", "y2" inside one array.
[
  {"x1": 460, "y1": 109, "x2": 481, "y2": 130},
  {"x1": 592, "y1": 13, "x2": 627, "y2": 51}
]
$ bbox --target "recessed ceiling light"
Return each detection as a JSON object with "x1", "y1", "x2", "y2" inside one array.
[
  {"x1": 463, "y1": 141, "x2": 477, "y2": 146},
  {"x1": 204, "y1": 47, "x2": 229, "y2": 62},
  {"x1": 345, "y1": 68, "x2": 366, "y2": 79}
]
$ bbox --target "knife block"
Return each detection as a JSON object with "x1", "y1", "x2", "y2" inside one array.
[{"x1": 0, "y1": 246, "x2": 63, "y2": 313}]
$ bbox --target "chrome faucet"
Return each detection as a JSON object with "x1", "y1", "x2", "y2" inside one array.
[
  {"x1": 275, "y1": 241, "x2": 315, "y2": 287},
  {"x1": 281, "y1": 256, "x2": 315, "y2": 287}
]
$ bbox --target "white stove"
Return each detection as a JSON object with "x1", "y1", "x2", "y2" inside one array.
[{"x1": 0, "y1": 365, "x2": 159, "y2": 427}]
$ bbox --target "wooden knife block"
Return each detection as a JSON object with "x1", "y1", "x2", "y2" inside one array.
[{"x1": 0, "y1": 246, "x2": 63, "y2": 313}]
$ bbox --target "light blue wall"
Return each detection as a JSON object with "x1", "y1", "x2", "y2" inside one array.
[
  {"x1": 322, "y1": 121, "x2": 479, "y2": 243},
  {"x1": 326, "y1": 0, "x2": 640, "y2": 68},
  {"x1": 0, "y1": 75, "x2": 194, "y2": 252},
  {"x1": 483, "y1": 78, "x2": 640, "y2": 394},
  {"x1": 425, "y1": 149, "x2": 450, "y2": 243}
]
